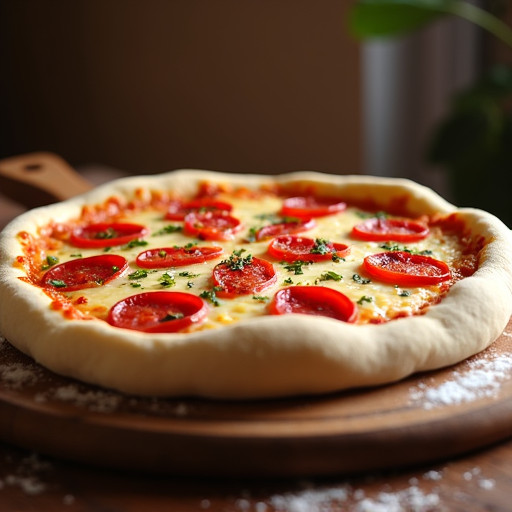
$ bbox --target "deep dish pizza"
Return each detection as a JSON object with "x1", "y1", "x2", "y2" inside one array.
[{"x1": 0, "y1": 170, "x2": 511, "y2": 399}]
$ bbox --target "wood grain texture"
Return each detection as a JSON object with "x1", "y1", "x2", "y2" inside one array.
[
  {"x1": 1, "y1": 154, "x2": 512, "y2": 479},
  {"x1": 0, "y1": 164, "x2": 511, "y2": 510},
  {"x1": 0, "y1": 152, "x2": 92, "y2": 207},
  {"x1": 0, "y1": 319, "x2": 511, "y2": 478}
]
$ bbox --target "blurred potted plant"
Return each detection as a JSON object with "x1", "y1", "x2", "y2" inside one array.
[{"x1": 350, "y1": 0, "x2": 512, "y2": 226}]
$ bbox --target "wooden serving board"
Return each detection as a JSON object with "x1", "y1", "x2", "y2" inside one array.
[
  {"x1": 1, "y1": 153, "x2": 512, "y2": 477},
  {"x1": 0, "y1": 321, "x2": 511, "y2": 478}
]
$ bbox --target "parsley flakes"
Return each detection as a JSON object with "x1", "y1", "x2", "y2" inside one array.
[
  {"x1": 152, "y1": 225, "x2": 183, "y2": 236},
  {"x1": 353, "y1": 273, "x2": 371, "y2": 284},
  {"x1": 310, "y1": 238, "x2": 332, "y2": 255},
  {"x1": 128, "y1": 269, "x2": 148, "y2": 280},
  {"x1": 48, "y1": 279, "x2": 67, "y2": 288},
  {"x1": 159, "y1": 312, "x2": 184, "y2": 322},
  {"x1": 282, "y1": 260, "x2": 311, "y2": 275},
  {"x1": 221, "y1": 249, "x2": 253, "y2": 271},
  {"x1": 318, "y1": 271, "x2": 343, "y2": 282},
  {"x1": 200, "y1": 286, "x2": 223, "y2": 307},
  {"x1": 159, "y1": 272, "x2": 176, "y2": 287}
]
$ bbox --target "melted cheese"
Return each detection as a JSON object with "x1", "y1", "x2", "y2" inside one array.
[{"x1": 33, "y1": 192, "x2": 471, "y2": 331}]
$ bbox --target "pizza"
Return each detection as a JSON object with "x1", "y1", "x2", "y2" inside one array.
[{"x1": 0, "y1": 170, "x2": 511, "y2": 399}]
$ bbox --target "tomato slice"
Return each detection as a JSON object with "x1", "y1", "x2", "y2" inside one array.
[
  {"x1": 255, "y1": 218, "x2": 316, "y2": 241},
  {"x1": 269, "y1": 286, "x2": 358, "y2": 323},
  {"x1": 280, "y1": 196, "x2": 346, "y2": 218},
  {"x1": 136, "y1": 245, "x2": 223, "y2": 268},
  {"x1": 165, "y1": 198, "x2": 233, "y2": 221},
  {"x1": 213, "y1": 256, "x2": 277, "y2": 298},
  {"x1": 351, "y1": 217, "x2": 429, "y2": 242},
  {"x1": 267, "y1": 235, "x2": 350, "y2": 262},
  {"x1": 42, "y1": 254, "x2": 128, "y2": 291},
  {"x1": 107, "y1": 291, "x2": 208, "y2": 333},
  {"x1": 70, "y1": 222, "x2": 148, "y2": 248},
  {"x1": 184, "y1": 211, "x2": 243, "y2": 241},
  {"x1": 363, "y1": 251, "x2": 451, "y2": 286}
]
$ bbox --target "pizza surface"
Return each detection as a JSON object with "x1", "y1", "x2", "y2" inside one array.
[{"x1": 1, "y1": 170, "x2": 512, "y2": 399}]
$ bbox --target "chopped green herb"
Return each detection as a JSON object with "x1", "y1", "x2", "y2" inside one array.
[
  {"x1": 153, "y1": 224, "x2": 183, "y2": 236},
  {"x1": 380, "y1": 243, "x2": 433, "y2": 256},
  {"x1": 310, "y1": 238, "x2": 332, "y2": 255},
  {"x1": 41, "y1": 255, "x2": 59, "y2": 270},
  {"x1": 353, "y1": 273, "x2": 371, "y2": 284},
  {"x1": 282, "y1": 260, "x2": 310, "y2": 275},
  {"x1": 130, "y1": 282, "x2": 142, "y2": 288},
  {"x1": 278, "y1": 215, "x2": 301, "y2": 224},
  {"x1": 70, "y1": 253, "x2": 82, "y2": 258},
  {"x1": 221, "y1": 250, "x2": 253, "y2": 271},
  {"x1": 103, "y1": 246, "x2": 112, "y2": 252},
  {"x1": 283, "y1": 277, "x2": 294, "y2": 285},
  {"x1": 252, "y1": 295, "x2": 270, "y2": 302},
  {"x1": 159, "y1": 312, "x2": 184, "y2": 322},
  {"x1": 112, "y1": 266, "x2": 119, "y2": 272},
  {"x1": 174, "y1": 242, "x2": 196, "y2": 250},
  {"x1": 94, "y1": 228, "x2": 117, "y2": 240},
  {"x1": 128, "y1": 269, "x2": 148, "y2": 280},
  {"x1": 246, "y1": 226, "x2": 259, "y2": 243},
  {"x1": 122, "y1": 239, "x2": 148, "y2": 250},
  {"x1": 331, "y1": 253, "x2": 345, "y2": 263},
  {"x1": 380, "y1": 243, "x2": 410, "y2": 252},
  {"x1": 254, "y1": 212, "x2": 279, "y2": 221},
  {"x1": 186, "y1": 281, "x2": 194, "y2": 289},
  {"x1": 357, "y1": 295, "x2": 373, "y2": 305},
  {"x1": 200, "y1": 287, "x2": 223, "y2": 307},
  {"x1": 159, "y1": 272, "x2": 176, "y2": 287},
  {"x1": 319, "y1": 271, "x2": 343, "y2": 282},
  {"x1": 356, "y1": 210, "x2": 388, "y2": 219},
  {"x1": 48, "y1": 279, "x2": 67, "y2": 288},
  {"x1": 158, "y1": 250, "x2": 168, "y2": 258},
  {"x1": 398, "y1": 289, "x2": 411, "y2": 297},
  {"x1": 178, "y1": 271, "x2": 200, "y2": 278},
  {"x1": 47, "y1": 255, "x2": 59, "y2": 266}
]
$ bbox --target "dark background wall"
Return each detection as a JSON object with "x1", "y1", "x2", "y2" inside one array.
[{"x1": 0, "y1": 0, "x2": 362, "y2": 176}]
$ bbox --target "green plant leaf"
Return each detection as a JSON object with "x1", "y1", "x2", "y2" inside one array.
[
  {"x1": 350, "y1": 0, "x2": 453, "y2": 38},
  {"x1": 350, "y1": 0, "x2": 512, "y2": 47}
]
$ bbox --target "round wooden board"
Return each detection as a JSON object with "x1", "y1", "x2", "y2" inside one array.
[{"x1": 0, "y1": 319, "x2": 511, "y2": 478}]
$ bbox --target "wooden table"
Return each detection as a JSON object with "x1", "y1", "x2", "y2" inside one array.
[{"x1": 0, "y1": 167, "x2": 511, "y2": 511}]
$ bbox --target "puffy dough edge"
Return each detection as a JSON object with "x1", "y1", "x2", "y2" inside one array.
[{"x1": 1, "y1": 170, "x2": 512, "y2": 399}]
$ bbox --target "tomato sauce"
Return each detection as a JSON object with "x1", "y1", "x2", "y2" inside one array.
[{"x1": 13, "y1": 181, "x2": 483, "y2": 330}]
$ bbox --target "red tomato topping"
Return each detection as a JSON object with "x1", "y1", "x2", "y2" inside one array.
[
  {"x1": 136, "y1": 245, "x2": 223, "y2": 268},
  {"x1": 107, "y1": 291, "x2": 208, "y2": 333},
  {"x1": 255, "y1": 218, "x2": 316, "y2": 241},
  {"x1": 42, "y1": 254, "x2": 128, "y2": 291},
  {"x1": 280, "y1": 196, "x2": 346, "y2": 218},
  {"x1": 70, "y1": 222, "x2": 147, "y2": 248},
  {"x1": 213, "y1": 256, "x2": 277, "y2": 298},
  {"x1": 362, "y1": 251, "x2": 451, "y2": 286},
  {"x1": 269, "y1": 286, "x2": 358, "y2": 323},
  {"x1": 351, "y1": 217, "x2": 429, "y2": 242},
  {"x1": 165, "y1": 198, "x2": 233, "y2": 221},
  {"x1": 184, "y1": 211, "x2": 243, "y2": 241},
  {"x1": 267, "y1": 235, "x2": 350, "y2": 262}
]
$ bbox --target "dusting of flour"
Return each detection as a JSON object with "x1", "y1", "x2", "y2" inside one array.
[
  {"x1": 212, "y1": 466, "x2": 498, "y2": 512},
  {"x1": 409, "y1": 343, "x2": 512, "y2": 409},
  {"x1": 0, "y1": 333, "x2": 508, "y2": 509}
]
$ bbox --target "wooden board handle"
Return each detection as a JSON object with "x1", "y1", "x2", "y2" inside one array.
[{"x1": 0, "y1": 152, "x2": 93, "y2": 208}]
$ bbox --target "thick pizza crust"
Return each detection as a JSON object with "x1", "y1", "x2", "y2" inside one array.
[{"x1": 1, "y1": 170, "x2": 512, "y2": 399}]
